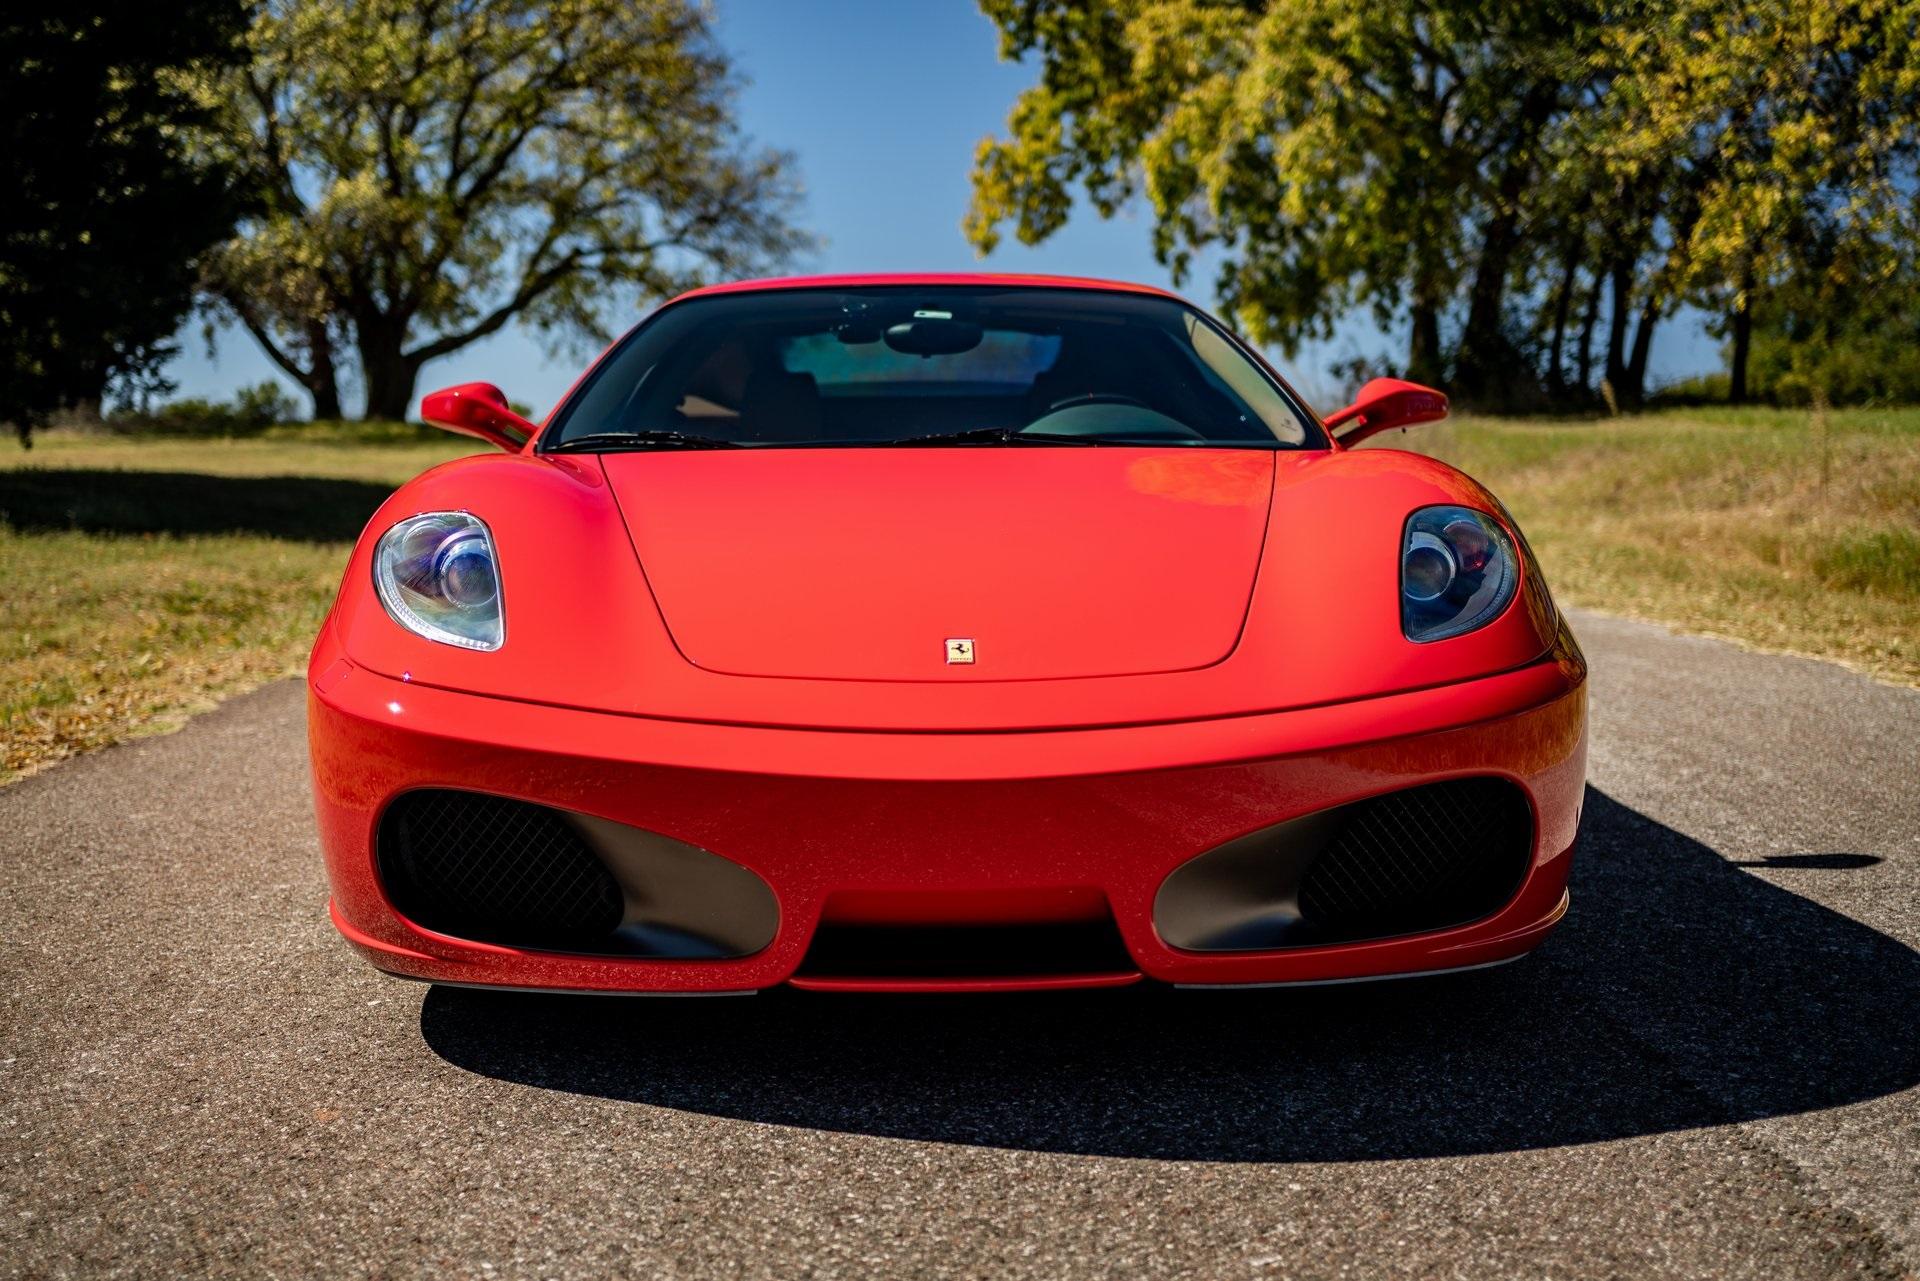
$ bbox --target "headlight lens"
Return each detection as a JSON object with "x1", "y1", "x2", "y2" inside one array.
[
  {"x1": 373, "y1": 512, "x2": 503, "y2": 650},
  {"x1": 1401, "y1": 505, "x2": 1517, "y2": 642}
]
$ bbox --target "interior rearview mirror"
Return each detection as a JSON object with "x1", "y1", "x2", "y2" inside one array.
[{"x1": 884, "y1": 319, "x2": 984, "y2": 357}]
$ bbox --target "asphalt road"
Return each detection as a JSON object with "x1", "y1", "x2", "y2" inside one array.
[{"x1": 4, "y1": 609, "x2": 1918, "y2": 1280}]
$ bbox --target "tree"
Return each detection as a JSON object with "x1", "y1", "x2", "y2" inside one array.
[
  {"x1": 0, "y1": 1, "x2": 248, "y2": 445},
  {"x1": 965, "y1": 0, "x2": 1598, "y2": 401},
  {"x1": 200, "y1": 0, "x2": 809, "y2": 421},
  {"x1": 966, "y1": 0, "x2": 1920, "y2": 411},
  {"x1": 1655, "y1": 0, "x2": 1920, "y2": 404}
]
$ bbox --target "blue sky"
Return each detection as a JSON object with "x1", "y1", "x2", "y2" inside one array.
[{"x1": 167, "y1": 0, "x2": 1717, "y2": 417}]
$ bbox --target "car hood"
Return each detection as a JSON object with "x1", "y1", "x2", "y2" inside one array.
[{"x1": 599, "y1": 448, "x2": 1276, "y2": 682}]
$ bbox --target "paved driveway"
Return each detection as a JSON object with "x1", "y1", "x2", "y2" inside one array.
[{"x1": 4, "y1": 610, "x2": 1917, "y2": 1278}]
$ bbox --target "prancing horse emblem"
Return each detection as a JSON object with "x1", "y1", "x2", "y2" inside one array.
[{"x1": 945, "y1": 638, "x2": 976, "y2": 665}]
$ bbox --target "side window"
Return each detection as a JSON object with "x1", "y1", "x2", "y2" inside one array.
[{"x1": 1185, "y1": 315, "x2": 1307, "y2": 444}]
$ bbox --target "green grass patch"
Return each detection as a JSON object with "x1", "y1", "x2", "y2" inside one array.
[
  {"x1": 1, "y1": 423, "x2": 481, "y2": 781},
  {"x1": 1379, "y1": 405, "x2": 1920, "y2": 685},
  {"x1": 1811, "y1": 528, "x2": 1920, "y2": 597}
]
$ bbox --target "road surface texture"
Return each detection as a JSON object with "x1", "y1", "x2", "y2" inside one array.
[{"x1": 4, "y1": 609, "x2": 1917, "y2": 1280}]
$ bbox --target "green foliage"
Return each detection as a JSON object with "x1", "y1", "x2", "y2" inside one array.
[
  {"x1": 1750, "y1": 333, "x2": 1920, "y2": 408},
  {"x1": 197, "y1": 0, "x2": 811, "y2": 420},
  {"x1": 107, "y1": 381, "x2": 303, "y2": 437},
  {"x1": 0, "y1": 0, "x2": 249, "y2": 446},
  {"x1": 1647, "y1": 373, "x2": 1733, "y2": 407},
  {"x1": 968, "y1": 0, "x2": 1920, "y2": 411},
  {"x1": 1745, "y1": 257, "x2": 1920, "y2": 406},
  {"x1": 233, "y1": 381, "x2": 304, "y2": 429}
]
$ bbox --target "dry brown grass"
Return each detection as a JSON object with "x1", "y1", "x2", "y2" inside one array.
[
  {"x1": 1382, "y1": 406, "x2": 1920, "y2": 685},
  {"x1": 1, "y1": 427, "x2": 480, "y2": 782}
]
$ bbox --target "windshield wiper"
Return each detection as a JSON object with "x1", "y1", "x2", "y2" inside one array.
[
  {"x1": 548, "y1": 430, "x2": 743, "y2": 452},
  {"x1": 883, "y1": 426, "x2": 1100, "y2": 446}
]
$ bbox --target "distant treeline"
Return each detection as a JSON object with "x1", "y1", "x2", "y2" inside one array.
[{"x1": 967, "y1": 0, "x2": 1920, "y2": 410}]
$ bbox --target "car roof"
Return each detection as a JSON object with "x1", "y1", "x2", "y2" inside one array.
[{"x1": 669, "y1": 272, "x2": 1187, "y2": 304}]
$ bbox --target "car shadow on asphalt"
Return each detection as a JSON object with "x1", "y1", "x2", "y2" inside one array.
[
  {"x1": 418, "y1": 787, "x2": 1919, "y2": 1162},
  {"x1": 0, "y1": 469, "x2": 394, "y2": 542}
]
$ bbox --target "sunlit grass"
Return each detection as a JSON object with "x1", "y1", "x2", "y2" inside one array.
[
  {"x1": 1, "y1": 426, "x2": 480, "y2": 782},
  {"x1": 1381, "y1": 405, "x2": 1920, "y2": 686}
]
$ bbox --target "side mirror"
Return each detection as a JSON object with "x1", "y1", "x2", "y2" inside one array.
[
  {"x1": 419, "y1": 382, "x2": 536, "y2": 452},
  {"x1": 1323, "y1": 377, "x2": 1449, "y2": 448}
]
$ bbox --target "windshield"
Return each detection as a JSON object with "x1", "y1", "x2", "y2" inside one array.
[{"x1": 545, "y1": 287, "x2": 1320, "y2": 449}]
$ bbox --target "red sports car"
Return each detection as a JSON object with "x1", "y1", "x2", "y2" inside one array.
[{"x1": 309, "y1": 274, "x2": 1586, "y2": 994}]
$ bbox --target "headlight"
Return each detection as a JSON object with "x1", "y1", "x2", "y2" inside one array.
[
  {"x1": 373, "y1": 511, "x2": 504, "y2": 650},
  {"x1": 1401, "y1": 505, "x2": 1517, "y2": 642}
]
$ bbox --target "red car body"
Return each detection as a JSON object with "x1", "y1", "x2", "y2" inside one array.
[{"x1": 309, "y1": 273, "x2": 1586, "y2": 994}]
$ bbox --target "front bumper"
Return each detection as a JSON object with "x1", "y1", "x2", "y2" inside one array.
[{"x1": 310, "y1": 629, "x2": 1587, "y2": 993}]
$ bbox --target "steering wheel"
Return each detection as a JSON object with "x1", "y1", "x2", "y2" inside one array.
[
  {"x1": 1029, "y1": 391, "x2": 1206, "y2": 440},
  {"x1": 1046, "y1": 392, "x2": 1153, "y2": 412}
]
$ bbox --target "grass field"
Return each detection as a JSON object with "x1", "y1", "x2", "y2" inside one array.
[
  {"x1": 0, "y1": 425, "x2": 481, "y2": 781},
  {"x1": 1379, "y1": 405, "x2": 1920, "y2": 688},
  {"x1": 2, "y1": 408, "x2": 1916, "y2": 782}
]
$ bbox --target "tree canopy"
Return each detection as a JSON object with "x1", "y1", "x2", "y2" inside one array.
[
  {"x1": 0, "y1": 1, "x2": 249, "y2": 445},
  {"x1": 967, "y1": 0, "x2": 1920, "y2": 409},
  {"x1": 199, "y1": 0, "x2": 809, "y2": 421}
]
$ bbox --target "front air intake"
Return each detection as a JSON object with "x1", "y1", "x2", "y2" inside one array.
[
  {"x1": 378, "y1": 789, "x2": 625, "y2": 949},
  {"x1": 376, "y1": 789, "x2": 780, "y2": 958},
  {"x1": 1295, "y1": 777, "x2": 1532, "y2": 939},
  {"x1": 1153, "y1": 777, "x2": 1534, "y2": 951}
]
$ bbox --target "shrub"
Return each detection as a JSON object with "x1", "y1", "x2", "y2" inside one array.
[
  {"x1": 1647, "y1": 373, "x2": 1732, "y2": 408},
  {"x1": 230, "y1": 381, "x2": 301, "y2": 430},
  {"x1": 109, "y1": 381, "x2": 302, "y2": 436}
]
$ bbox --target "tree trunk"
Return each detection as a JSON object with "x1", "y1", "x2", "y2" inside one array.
[
  {"x1": 1456, "y1": 221, "x2": 1522, "y2": 398},
  {"x1": 356, "y1": 322, "x2": 422, "y2": 422},
  {"x1": 360, "y1": 353, "x2": 421, "y2": 422},
  {"x1": 1454, "y1": 85, "x2": 1556, "y2": 403},
  {"x1": 228, "y1": 304, "x2": 342, "y2": 422},
  {"x1": 1407, "y1": 302, "x2": 1444, "y2": 387},
  {"x1": 308, "y1": 378, "x2": 342, "y2": 422},
  {"x1": 1575, "y1": 268, "x2": 1603, "y2": 395},
  {"x1": 1623, "y1": 296, "x2": 1659, "y2": 409},
  {"x1": 1454, "y1": 220, "x2": 1520, "y2": 401},
  {"x1": 1545, "y1": 239, "x2": 1583, "y2": 398},
  {"x1": 1604, "y1": 258, "x2": 1634, "y2": 400},
  {"x1": 1729, "y1": 290, "x2": 1753, "y2": 405},
  {"x1": 305, "y1": 320, "x2": 342, "y2": 420},
  {"x1": 1403, "y1": 231, "x2": 1447, "y2": 387}
]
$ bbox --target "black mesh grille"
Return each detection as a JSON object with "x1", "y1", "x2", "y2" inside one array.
[
  {"x1": 1297, "y1": 777, "x2": 1531, "y2": 942},
  {"x1": 378, "y1": 790, "x2": 624, "y2": 949}
]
